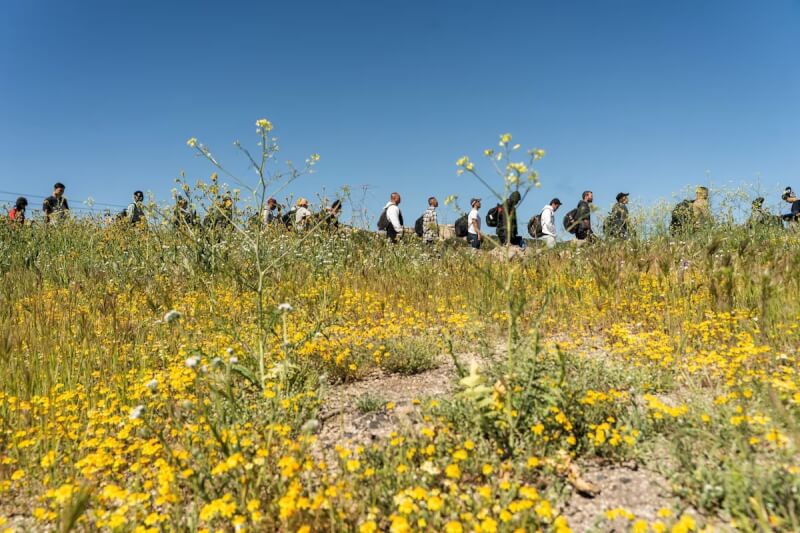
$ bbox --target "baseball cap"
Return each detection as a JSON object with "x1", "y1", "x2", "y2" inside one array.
[
  {"x1": 616, "y1": 192, "x2": 629, "y2": 202},
  {"x1": 470, "y1": 198, "x2": 481, "y2": 205},
  {"x1": 550, "y1": 198, "x2": 562, "y2": 206}
]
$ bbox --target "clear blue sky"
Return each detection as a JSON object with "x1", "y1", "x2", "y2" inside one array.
[{"x1": 1, "y1": 0, "x2": 798, "y2": 224}]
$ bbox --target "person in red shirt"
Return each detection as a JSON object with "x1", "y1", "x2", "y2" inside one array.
[{"x1": 8, "y1": 197, "x2": 28, "y2": 225}]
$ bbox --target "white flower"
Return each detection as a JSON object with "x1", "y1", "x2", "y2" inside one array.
[
  {"x1": 301, "y1": 419, "x2": 319, "y2": 433},
  {"x1": 163, "y1": 310, "x2": 181, "y2": 323},
  {"x1": 129, "y1": 405, "x2": 145, "y2": 420},
  {"x1": 229, "y1": 356, "x2": 239, "y2": 364},
  {"x1": 277, "y1": 302, "x2": 294, "y2": 313},
  {"x1": 146, "y1": 379, "x2": 158, "y2": 392},
  {"x1": 226, "y1": 347, "x2": 234, "y2": 356},
  {"x1": 420, "y1": 461, "x2": 440, "y2": 475},
  {"x1": 185, "y1": 356, "x2": 200, "y2": 368}
]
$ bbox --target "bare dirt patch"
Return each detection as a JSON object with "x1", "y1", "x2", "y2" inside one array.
[
  {"x1": 316, "y1": 352, "x2": 480, "y2": 452},
  {"x1": 561, "y1": 463, "x2": 675, "y2": 531}
]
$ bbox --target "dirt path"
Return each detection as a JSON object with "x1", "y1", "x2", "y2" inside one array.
[
  {"x1": 316, "y1": 352, "x2": 479, "y2": 451},
  {"x1": 313, "y1": 344, "x2": 691, "y2": 530}
]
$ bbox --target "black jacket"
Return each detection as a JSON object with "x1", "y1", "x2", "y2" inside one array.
[
  {"x1": 575, "y1": 200, "x2": 592, "y2": 239},
  {"x1": 496, "y1": 204, "x2": 518, "y2": 243}
]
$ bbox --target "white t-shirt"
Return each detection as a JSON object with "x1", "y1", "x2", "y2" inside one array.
[
  {"x1": 295, "y1": 206, "x2": 313, "y2": 226},
  {"x1": 467, "y1": 208, "x2": 480, "y2": 234}
]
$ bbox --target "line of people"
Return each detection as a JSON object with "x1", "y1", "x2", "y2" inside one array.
[
  {"x1": 7, "y1": 182, "x2": 800, "y2": 244},
  {"x1": 372, "y1": 184, "x2": 800, "y2": 248}
]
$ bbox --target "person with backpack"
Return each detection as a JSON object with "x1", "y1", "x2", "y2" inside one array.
[
  {"x1": 692, "y1": 186, "x2": 711, "y2": 230},
  {"x1": 43, "y1": 182, "x2": 69, "y2": 224},
  {"x1": 173, "y1": 195, "x2": 198, "y2": 228},
  {"x1": 262, "y1": 197, "x2": 281, "y2": 225},
  {"x1": 419, "y1": 197, "x2": 439, "y2": 243},
  {"x1": 781, "y1": 187, "x2": 800, "y2": 225},
  {"x1": 320, "y1": 199, "x2": 343, "y2": 230},
  {"x1": 8, "y1": 197, "x2": 28, "y2": 225},
  {"x1": 604, "y1": 192, "x2": 630, "y2": 240},
  {"x1": 294, "y1": 198, "x2": 313, "y2": 229},
  {"x1": 670, "y1": 198, "x2": 694, "y2": 237},
  {"x1": 204, "y1": 195, "x2": 234, "y2": 230},
  {"x1": 574, "y1": 190, "x2": 594, "y2": 244},
  {"x1": 747, "y1": 197, "x2": 781, "y2": 230},
  {"x1": 496, "y1": 191, "x2": 523, "y2": 246},
  {"x1": 466, "y1": 198, "x2": 482, "y2": 249},
  {"x1": 126, "y1": 191, "x2": 146, "y2": 225},
  {"x1": 670, "y1": 186, "x2": 711, "y2": 237},
  {"x1": 536, "y1": 198, "x2": 561, "y2": 248},
  {"x1": 378, "y1": 192, "x2": 404, "y2": 242}
]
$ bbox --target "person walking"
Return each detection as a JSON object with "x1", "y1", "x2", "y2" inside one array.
[
  {"x1": 467, "y1": 198, "x2": 482, "y2": 249},
  {"x1": 747, "y1": 197, "x2": 781, "y2": 230},
  {"x1": 497, "y1": 190, "x2": 523, "y2": 246},
  {"x1": 173, "y1": 196, "x2": 197, "y2": 227},
  {"x1": 379, "y1": 192, "x2": 404, "y2": 243},
  {"x1": 321, "y1": 199, "x2": 343, "y2": 230},
  {"x1": 8, "y1": 197, "x2": 28, "y2": 225},
  {"x1": 262, "y1": 197, "x2": 281, "y2": 225},
  {"x1": 205, "y1": 195, "x2": 234, "y2": 230},
  {"x1": 575, "y1": 190, "x2": 594, "y2": 244},
  {"x1": 421, "y1": 197, "x2": 439, "y2": 244},
  {"x1": 692, "y1": 186, "x2": 711, "y2": 230},
  {"x1": 43, "y1": 182, "x2": 69, "y2": 224},
  {"x1": 538, "y1": 198, "x2": 561, "y2": 248},
  {"x1": 781, "y1": 187, "x2": 800, "y2": 225},
  {"x1": 126, "y1": 191, "x2": 146, "y2": 225},
  {"x1": 294, "y1": 198, "x2": 313, "y2": 229},
  {"x1": 604, "y1": 192, "x2": 630, "y2": 239}
]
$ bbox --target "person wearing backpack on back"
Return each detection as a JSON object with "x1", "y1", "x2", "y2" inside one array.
[
  {"x1": 747, "y1": 196, "x2": 781, "y2": 231},
  {"x1": 574, "y1": 190, "x2": 594, "y2": 245},
  {"x1": 294, "y1": 198, "x2": 313, "y2": 229},
  {"x1": 173, "y1": 195, "x2": 198, "y2": 228},
  {"x1": 378, "y1": 192, "x2": 404, "y2": 243},
  {"x1": 126, "y1": 191, "x2": 146, "y2": 226},
  {"x1": 320, "y1": 199, "x2": 343, "y2": 231},
  {"x1": 419, "y1": 197, "x2": 439, "y2": 243},
  {"x1": 497, "y1": 191, "x2": 523, "y2": 247},
  {"x1": 467, "y1": 198, "x2": 482, "y2": 249},
  {"x1": 205, "y1": 195, "x2": 234, "y2": 230},
  {"x1": 781, "y1": 187, "x2": 800, "y2": 226},
  {"x1": 604, "y1": 192, "x2": 630, "y2": 240},
  {"x1": 262, "y1": 197, "x2": 281, "y2": 225},
  {"x1": 692, "y1": 186, "x2": 711, "y2": 230},
  {"x1": 538, "y1": 198, "x2": 561, "y2": 248}
]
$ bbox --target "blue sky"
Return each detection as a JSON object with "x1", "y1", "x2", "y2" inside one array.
[{"x1": 1, "y1": 0, "x2": 798, "y2": 224}]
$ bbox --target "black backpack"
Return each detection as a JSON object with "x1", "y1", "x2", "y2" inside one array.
[
  {"x1": 454, "y1": 214, "x2": 469, "y2": 237},
  {"x1": 528, "y1": 213, "x2": 544, "y2": 238},
  {"x1": 670, "y1": 199, "x2": 693, "y2": 236},
  {"x1": 414, "y1": 215, "x2": 424, "y2": 237},
  {"x1": 377, "y1": 208, "x2": 389, "y2": 231},
  {"x1": 486, "y1": 205, "x2": 502, "y2": 228},
  {"x1": 604, "y1": 208, "x2": 624, "y2": 238},
  {"x1": 563, "y1": 208, "x2": 579, "y2": 234},
  {"x1": 281, "y1": 209, "x2": 296, "y2": 228}
]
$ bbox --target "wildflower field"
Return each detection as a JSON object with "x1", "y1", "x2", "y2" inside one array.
[
  {"x1": 1, "y1": 128, "x2": 800, "y2": 532},
  {"x1": 2, "y1": 216, "x2": 799, "y2": 532}
]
